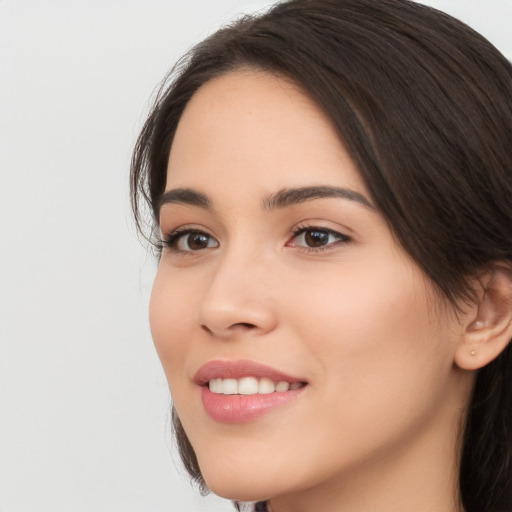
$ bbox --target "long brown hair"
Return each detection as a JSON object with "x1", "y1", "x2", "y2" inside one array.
[{"x1": 131, "y1": 1, "x2": 512, "y2": 510}]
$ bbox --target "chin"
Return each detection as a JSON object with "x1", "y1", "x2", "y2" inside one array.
[
  {"x1": 199, "y1": 458, "x2": 286, "y2": 502},
  {"x1": 204, "y1": 475, "x2": 271, "y2": 503},
  {"x1": 199, "y1": 452, "x2": 318, "y2": 504}
]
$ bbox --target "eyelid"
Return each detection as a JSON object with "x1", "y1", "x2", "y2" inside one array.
[
  {"x1": 159, "y1": 221, "x2": 352, "y2": 255},
  {"x1": 287, "y1": 223, "x2": 351, "y2": 252},
  {"x1": 160, "y1": 225, "x2": 219, "y2": 253}
]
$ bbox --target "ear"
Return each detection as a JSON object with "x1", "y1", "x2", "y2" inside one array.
[{"x1": 455, "y1": 263, "x2": 512, "y2": 371}]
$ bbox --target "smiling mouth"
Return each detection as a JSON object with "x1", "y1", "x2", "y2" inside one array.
[
  {"x1": 195, "y1": 359, "x2": 308, "y2": 421},
  {"x1": 208, "y1": 376, "x2": 306, "y2": 395}
]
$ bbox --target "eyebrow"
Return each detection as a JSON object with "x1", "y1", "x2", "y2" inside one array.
[
  {"x1": 262, "y1": 185, "x2": 374, "y2": 210},
  {"x1": 158, "y1": 188, "x2": 211, "y2": 212},
  {"x1": 157, "y1": 185, "x2": 374, "y2": 214}
]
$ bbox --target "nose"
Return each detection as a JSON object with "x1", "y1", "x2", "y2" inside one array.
[{"x1": 197, "y1": 251, "x2": 278, "y2": 339}]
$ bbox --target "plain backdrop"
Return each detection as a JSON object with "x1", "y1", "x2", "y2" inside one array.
[{"x1": 0, "y1": 1, "x2": 511, "y2": 511}]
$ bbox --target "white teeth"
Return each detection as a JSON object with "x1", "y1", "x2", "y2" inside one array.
[
  {"x1": 275, "y1": 381, "x2": 290, "y2": 392},
  {"x1": 222, "y1": 378, "x2": 238, "y2": 394},
  {"x1": 258, "y1": 378, "x2": 276, "y2": 394},
  {"x1": 208, "y1": 377, "x2": 302, "y2": 395},
  {"x1": 209, "y1": 378, "x2": 223, "y2": 393},
  {"x1": 238, "y1": 376, "x2": 259, "y2": 395}
]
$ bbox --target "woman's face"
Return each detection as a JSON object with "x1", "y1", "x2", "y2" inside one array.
[{"x1": 150, "y1": 70, "x2": 470, "y2": 505}]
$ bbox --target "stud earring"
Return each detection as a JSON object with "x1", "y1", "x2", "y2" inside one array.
[
  {"x1": 470, "y1": 349, "x2": 477, "y2": 356},
  {"x1": 474, "y1": 320, "x2": 484, "y2": 329}
]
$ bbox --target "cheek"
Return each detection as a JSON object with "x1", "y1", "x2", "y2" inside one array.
[
  {"x1": 286, "y1": 256, "x2": 429, "y2": 348},
  {"x1": 286, "y1": 257, "x2": 455, "y2": 414},
  {"x1": 261, "y1": 265, "x2": 457, "y2": 485},
  {"x1": 149, "y1": 266, "x2": 197, "y2": 385}
]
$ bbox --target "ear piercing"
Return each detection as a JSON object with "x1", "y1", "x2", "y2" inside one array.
[{"x1": 470, "y1": 349, "x2": 477, "y2": 356}]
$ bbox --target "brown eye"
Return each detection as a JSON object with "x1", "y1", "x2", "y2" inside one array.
[
  {"x1": 304, "y1": 230, "x2": 330, "y2": 247},
  {"x1": 290, "y1": 227, "x2": 350, "y2": 250},
  {"x1": 186, "y1": 233, "x2": 211, "y2": 250},
  {"x1": 166, "y1": 230, "x2": 219, "y2": 252}
]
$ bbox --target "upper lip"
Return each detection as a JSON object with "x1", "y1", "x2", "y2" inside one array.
[{"x1": 194, "y1": 359, "x2": 306, "y2": 385}]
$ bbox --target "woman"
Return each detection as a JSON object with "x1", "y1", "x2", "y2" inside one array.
[{"x1": 131, "y1": 1, "x2": 512, "y2": 511}]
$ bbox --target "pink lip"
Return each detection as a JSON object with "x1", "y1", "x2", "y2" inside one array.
[
  {"x1": 194, "y1": 360, "x2": 307, "y2": 423},
  {"x1": 194, "y1": 359, "x2": 304, "y2": 384}
]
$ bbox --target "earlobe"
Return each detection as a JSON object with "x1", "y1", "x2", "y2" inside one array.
[{"x1": 455, "y1": 264, "x2": 512, "y2": 371}]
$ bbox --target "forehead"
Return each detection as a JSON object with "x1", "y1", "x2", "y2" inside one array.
[{"x1": 166, "y1": 70, "x2": 366, "y2": 196}]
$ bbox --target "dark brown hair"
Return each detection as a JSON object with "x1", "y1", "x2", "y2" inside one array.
[{"x1": 131, "y1": 1, "x2": 512, "y2": 510}]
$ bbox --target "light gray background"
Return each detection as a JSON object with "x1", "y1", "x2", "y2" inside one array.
[{"x1": 0, "y1": 1, "x2": 510, "y2": 511}]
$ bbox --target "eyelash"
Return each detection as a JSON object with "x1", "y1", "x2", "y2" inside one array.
[
  {"x1": 160, "y1": 226, "x2": 217, "y2": 254},
  {"x1": 161, "y1": 224, "x2": 351, "y2": 254},
  {"x1": 288, "y1": 224, "x2": 351, "y2": 253}
]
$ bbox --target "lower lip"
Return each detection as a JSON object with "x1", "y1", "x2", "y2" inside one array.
[{"x1": 200, "y1": 386, "x2": 304, "y2": 423}]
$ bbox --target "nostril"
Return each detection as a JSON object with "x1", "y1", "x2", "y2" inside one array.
[
  {"x1": 201, "y1": 322, "x2": 256, "y2": 336},
  {"x1": 234, "y1": 322, "x2": 257, "y2": 329},
  {"x1": 201, "y1": 324, "x2": 214, "y2": 334}
]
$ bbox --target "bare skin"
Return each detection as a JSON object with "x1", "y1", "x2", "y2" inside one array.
[{"x1": 148, "y1": 70, "x2": 512, "y2": 512}]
